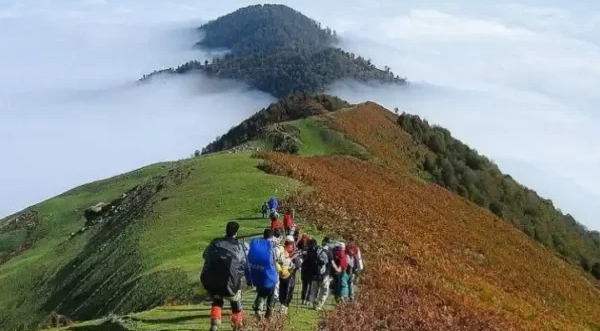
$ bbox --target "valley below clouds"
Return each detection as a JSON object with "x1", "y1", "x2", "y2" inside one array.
[{"x1": 1, "y1": 0, "x2": 598, "y2": 229}]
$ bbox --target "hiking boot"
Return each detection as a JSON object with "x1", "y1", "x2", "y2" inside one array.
[
  {"x1": 209, "y1": 319, "x2": 221, "y2": 331},
  {"x1": 231, "y1": 312, "x2": 243, "y2": 331}
]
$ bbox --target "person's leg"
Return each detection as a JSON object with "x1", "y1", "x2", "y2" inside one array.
[
  {"x1": 230, "y1": 290, "x2": 243, "y2": 330},
  {"x1": 347, "y1": 271, "x2": 354, "y2": 300},
  {"x1": 273, "y1": 277, "x2": 280, "y2": 305},
  {"x1": 301, "y1": 276, "x2": 310, "y2": 305},
  {"x1": 285, "y1": 274, "x2": 296, "y2": 307},
  {"x1": 210, "y1": 295, "x2": 224, "y2": 331},
  {"x1": 253, "y1": 290, "x2": 264, "y2": 316},
  {"x1": 315, "y1": 276, "x2": 331, "y2": 310},
  {"x1": 309, "y1": 279, "x2": 319, "y2": 305},
  {"x1": 278, "y1": 277, "x2": 288, "y2": 306},
  {"x1": 265, "y1": 287, "x2": 276, "y2": 319}
]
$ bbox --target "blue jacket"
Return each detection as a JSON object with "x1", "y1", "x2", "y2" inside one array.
[{"x1": 247, "y1": 238, "x2": 278, "y2": 290}]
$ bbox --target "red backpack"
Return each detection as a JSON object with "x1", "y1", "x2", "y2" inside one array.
[
  {"x1": 283, "y1": 214, "x2": 293, "y2": 228},
  {"x1": 333, "y1": 246, "x2": 348, "y2": 271}
]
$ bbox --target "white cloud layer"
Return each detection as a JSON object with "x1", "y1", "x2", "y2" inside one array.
[{"x1": 1, "y1": 0, "x2": 598, "y2": 230}]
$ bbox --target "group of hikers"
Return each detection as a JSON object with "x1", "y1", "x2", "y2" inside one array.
[{"x1": 200, "y1": 196, "x2": 365, "y2": 331}]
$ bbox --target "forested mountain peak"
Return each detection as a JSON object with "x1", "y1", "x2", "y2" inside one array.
[
  {"x1": 141, "y1": 4, "x2": 406, "y2": 98},
  {"x1": 196, "y1": 4, "x2": 338, "y2": 56}
]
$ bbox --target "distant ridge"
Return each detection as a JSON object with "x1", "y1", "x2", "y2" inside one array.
[{"x1": 141, "y1": 4, "x2": 406, "y2": 97}]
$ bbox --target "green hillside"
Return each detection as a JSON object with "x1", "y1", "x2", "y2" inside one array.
[{"x1": 0, "y1": 153, "x2": 305, "y2": 330}]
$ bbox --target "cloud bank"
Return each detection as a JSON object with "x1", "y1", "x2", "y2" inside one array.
[
  {"x1": 1, "y1": 0, "x2": 598, "y2": 230},
  {"x1": 0, "y1": 0, "x2": 274, "y2": 218}
]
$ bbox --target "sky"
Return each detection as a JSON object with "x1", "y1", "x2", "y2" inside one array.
[{"x1": 0, "y1": 0, "x2": 598, "y2": 230}]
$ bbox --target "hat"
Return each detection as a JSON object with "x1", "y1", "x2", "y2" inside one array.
[
  {"x1": 339, "y1": 242, "x2": 346, "y2": 249},
  {"x1": 285, "y1": 235, "x2": 295, "y2": 243}
]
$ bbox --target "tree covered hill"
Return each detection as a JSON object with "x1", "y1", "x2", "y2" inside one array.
[
  {"x1": 395, "y1": 112, "x2": 600, "y2": 279},
  {"x1": 141, "y1": 4, "x2": 406, "y2": 98},
  {"x1": 196, "y1": 4, "x2": 338, "y2": 56}
]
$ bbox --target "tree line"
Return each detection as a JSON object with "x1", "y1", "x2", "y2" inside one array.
[
  {"x1": 201, "y1": 93, "x2": 350, "y2": 154},
  {"x1": 397, "y1": 112, "x2": 600, "y2": 279}
]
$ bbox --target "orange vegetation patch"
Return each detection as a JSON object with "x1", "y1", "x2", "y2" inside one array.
[
  {"x1": 325, "y1": 102, "x2": 424, "y2": 172},
  {"x1": 262, "y1": 152, "x2": 600, "y2": 331}
]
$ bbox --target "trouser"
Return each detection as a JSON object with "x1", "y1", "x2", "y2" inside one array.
[
  {"x1": 301, "y1": 276, "x2": 312, "y2": 302},
  {"x1": 253, "y1": 287, "x2": 275, "y2": 318},
  {"x1": 210, "y1": 291, "x2": 243, "y2": 329},
  {"x1": 310, "y1": 275, "x2": 331, "y2": 309},
  {"x1": 278, "y1": 274, "x2": 295, "y2": 307},
  {"x1": 333, "y1": 272, "x2": 349, "y2": 302},
  {"x1": 273, "y1": 277, "x2": 280, "y2": 303},
  {"x1": 348, "y1": 271, "x2": 356, "y2": 300}
]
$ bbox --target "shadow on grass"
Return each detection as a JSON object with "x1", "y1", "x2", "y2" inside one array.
[
  {"x1": 130, "y1": 314, "x2": 207, "y2": 324},
  {"x1": 236, "y1": 216, "x2": 266, "y2": 221}
]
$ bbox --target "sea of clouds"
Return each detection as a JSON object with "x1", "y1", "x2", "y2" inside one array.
[{"x1": 1, "y1": 0, "x2": 598, "y2": 229}]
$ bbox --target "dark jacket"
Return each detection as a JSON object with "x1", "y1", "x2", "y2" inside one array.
[{"x1": 201, "y1": 237, "x2": 247, "y2": 297}]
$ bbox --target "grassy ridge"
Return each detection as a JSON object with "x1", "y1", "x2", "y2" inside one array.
[
  {"x1": 0, "y1": 154, "x2": 302, "y2": 330},
  {"x1": 0, "y1": 164, "x2": 166, "y2": 330}
]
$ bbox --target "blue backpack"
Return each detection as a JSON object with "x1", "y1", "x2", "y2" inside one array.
[
  {"x1": 268, "y1": 197, "x2": 279, "y2": 211},
  {"x1": 248, "y1": 238, "x2": 278, "y2": 290}
]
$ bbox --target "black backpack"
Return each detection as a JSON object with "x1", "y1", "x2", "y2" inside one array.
[
  {"x1": 201, "y1": 238, "x2": 245, "y2": 297},
  {"x1": 307, "y1": 248, "x2": 328, "y2": 279}
]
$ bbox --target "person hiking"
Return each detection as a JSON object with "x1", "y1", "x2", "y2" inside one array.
[
  {"x1": 248, "y1": 229, "x2": 279, "y2": 320},
  {"x1": 299, "y1": 237, "x2": 315, "y2": 305},
  {"x1": 307, "y1": 239, "x2": 331, "y2": 311},
  {"x1": 297, "y1": 234, "x2": 311, "y2": 253},
  {"x1": 271, "y1": 229, "x2": 285, "y2": 304},
  {"x1": 261, "y1": 202, "x2": 269, "y2": 219},
  {"x1": 331, "y1": 242, "x2": 350, "y2": 304},
  {"x1": 278, "y1": 235, "x2": 301, "y2": 314},
  {"x1": 200, "y1": 221, "x2": 247, "y2": 331},
  {"x1": 268, "y1": 196, "x2": 279, "y2": 214},
  {"x1": 270, "y1": 213, "x2": 282, "y2": 232},
  {"x1": 346, "y1": 235, "x2": 364, "y2": 301}
]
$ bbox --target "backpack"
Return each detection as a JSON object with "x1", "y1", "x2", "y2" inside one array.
[
  {"x1": 332, "y1": 246, "x2": 348, "y2": 272},
  {"x1": 201, "y1": 238, "x2": 245, "y2": 297},
  {"x1": 283, "y1": 214, "x2": 293, "y2": 229},
  {"x1": 307, "y1": 247, "x2": 328, "y2": 279},
  {"x1": 247, "y1": 238, "x2": 278, "y2": 290},
  {"x1": 268, "y1": 197, "x2": 279, "y2": 211}
]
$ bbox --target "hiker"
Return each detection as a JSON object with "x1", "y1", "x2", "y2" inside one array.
[
  {"x1": 271, "y1": 229, "x2": 285, "y2": 304},
  {"x1": 270, "y1": 213, "x2": 282, "y2": 232},
  {"x1": 331, "y1": 242, "x2": 350, "y2": 304},
  {"x1": 346, "y1": 235, "x2": 365, "y2": 301},
  {"x1": 297, "y1": 233, "x2": 311, "y2": 253},
  {"x1": 277, "y1": 235, "x2": 301, "y2": 314},
  {"x1": 200, "y1": 221, "x2": 247, "y2": 331},
  {"x1": 307, "y1": 239, "x2": 331, "y2": 311},
  {"x1": 268, "y1": 196, "x2": 279, "y2": 214},
  {"x1": 261, "y1": 202, "x2": 269, "y2": 219},
  {"x1": 299, "y1": 237, "x2": 315, "y2": 305},
  {"x1": 248, "y1": 229, "x2": 279, "y2": 319}
]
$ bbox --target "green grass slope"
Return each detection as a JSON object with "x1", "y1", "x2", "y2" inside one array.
[{"x1": 1, "y1": 153, "x2": 304, "y2": 330}]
